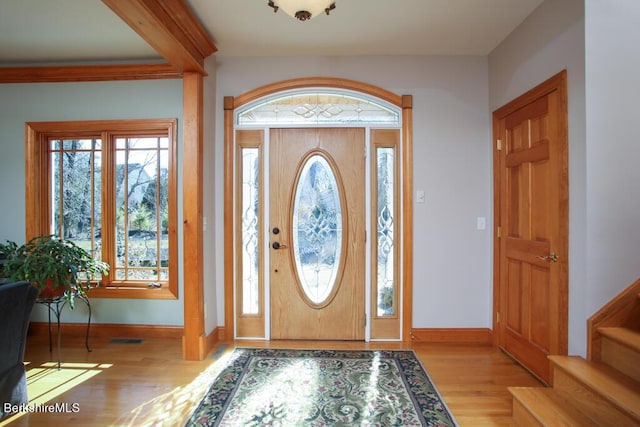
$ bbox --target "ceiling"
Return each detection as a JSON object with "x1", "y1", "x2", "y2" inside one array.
[{"x1": 0, "y1": 0, "x2": 544, "y2": 65}]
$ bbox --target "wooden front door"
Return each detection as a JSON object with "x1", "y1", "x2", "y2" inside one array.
[
  {"x1": 493, "y1": 71, "x2": 568, "y2": 383},
  {"x1": 270, "y1": 128, "x2": 365, "y2": 340}
]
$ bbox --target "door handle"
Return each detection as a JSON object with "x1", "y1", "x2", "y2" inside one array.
[
  {"x1": 537, "y1": 252, "x2": 558, "y2": 263},
  {"x1": 272, "y1": 242, "x2": 289, "y2": 250}
]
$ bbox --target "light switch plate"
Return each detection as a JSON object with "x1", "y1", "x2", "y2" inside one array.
[{"x1": 477, "y1": 216, "x2": 486, "y2": 230}]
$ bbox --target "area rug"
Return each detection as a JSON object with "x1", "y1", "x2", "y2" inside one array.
[{"x1": 186, "y1": 348, "x2": 457, "y2": 426}]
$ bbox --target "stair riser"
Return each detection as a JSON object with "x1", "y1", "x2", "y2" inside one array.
[
  {"x1": 510, "y1": 388, "x2": 599, "y2": 426},
  {"x1": 553, "y1": 367, "x2": 639, "y2": 427},
  {"x1": 512, "y1": 398, "x2": 544, "y2": 427},
  {"x1": 602, "y1": 337, "x2": 640, "y2": 383}
]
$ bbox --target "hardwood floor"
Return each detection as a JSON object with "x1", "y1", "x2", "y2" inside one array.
[{"x1": 3, "y1": 335, "x2": 541, "y2": 426}]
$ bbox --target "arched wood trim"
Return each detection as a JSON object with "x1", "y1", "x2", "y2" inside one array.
[
  {"x1": 224, "y1": 77, "x2": 413, "y2": 341},
  {"x1": 234, "y1": 77, "x2": 403, "y2": 108}
]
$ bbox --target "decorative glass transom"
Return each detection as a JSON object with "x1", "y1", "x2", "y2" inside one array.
[
  {"x1": 237, "y1": 91, "x2": 399, "y2": 126},
  {"x1": 292, "y1": 154, "x2": 343, "y2": 306}
]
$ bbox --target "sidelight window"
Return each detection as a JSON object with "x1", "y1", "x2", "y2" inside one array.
[
  {"x1": 375, "y1": 147, "x2": 397, "y2": 316},
  {"x1": 240, "y1": 147, "x2": 261, "y2": 315}
]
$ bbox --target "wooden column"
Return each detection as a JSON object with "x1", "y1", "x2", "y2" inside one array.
[
  {"x1": 402, "y1": 95, "x2": 414, "y2": 342},
  {"x1": 223, "y1": 97, "x2": 235, "y2": 341},
  {"x1": 182, "y1": 72, "x2": 206, "y2": 360}
]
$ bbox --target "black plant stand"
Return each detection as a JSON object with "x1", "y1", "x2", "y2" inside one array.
[{"x1": 35, "y1": 291, "x2": 92, "y2": 370}]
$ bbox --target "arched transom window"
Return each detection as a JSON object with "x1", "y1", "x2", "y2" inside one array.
[{"x1": 236, "y1": 89, "x2": 400, "y2": 126}]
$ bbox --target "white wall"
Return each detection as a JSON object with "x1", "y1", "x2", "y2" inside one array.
[
  {"x1": 488, "y1": 0, "x2": 586, "y2": 355},
  {"x1": 0, "y1": 80, "x2": 186, "y2": 326},
  {"x1": 213, "y1": 55, "x2": 493, "y2": 329},
  {"x1": 585, "y1": 1, "x2": 640, "y2": 317},
  {"x1": 490, "y1": 0, "x2": 640, "y2": 357}
]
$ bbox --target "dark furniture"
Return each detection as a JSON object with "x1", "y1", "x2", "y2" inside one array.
[
  {"x1": 36, "y1": 291, "x2": 92, "y2": 369},
  {"x1": 0, "y1": 281, "x2": 37, "y2": 419}
]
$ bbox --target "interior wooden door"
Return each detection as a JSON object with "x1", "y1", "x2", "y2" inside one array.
[
  {"x1": 494, "y1": 72, "x2": 568, "y2": 384},
  {"x1": 270, "y1": 128, "x2": 365, "y2": 340}
]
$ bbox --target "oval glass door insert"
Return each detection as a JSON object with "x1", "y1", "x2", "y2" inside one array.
[{"x1": 292, "y1": 154, "x2": 343, "y2": 306}]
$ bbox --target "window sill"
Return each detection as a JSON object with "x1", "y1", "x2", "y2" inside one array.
[{"x1": 86, "y1": 285, "x2": 177, "y2": 300}]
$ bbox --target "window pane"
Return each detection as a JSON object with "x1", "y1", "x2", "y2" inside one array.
[
  {"x1": 115, "y1": 137, "x2": 168, "y2": 282},
  {"x1": 62, "y1": 139, "x2": 97, "y2": 151},
  {"x1": 241, "y1": 148, "x2": 260, "y2": 315},
  {"x1": 129, "y1": 137, "x2": 159, "y2": 150},
  {"x1": 292, "y1": 155, "x2": 343, "y2": 305},
  {"x1": 50, "y1": 138, "x2": 102, "y2": 277},
  {"x1": 94, "y1": 150, "x2": 102, "y2": 261},
  {"x1": 376, "y1": 148, "x2": 396, "y2": 316}
]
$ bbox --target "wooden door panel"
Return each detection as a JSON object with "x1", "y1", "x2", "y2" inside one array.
[
  {"x1": 531, "y1": 266, "x2": 551, "y2": 348},
  {"x1": 270, "y1": 128, "x2": 365, "y2": 340},
  {"x1": 508, "y1": 166, "x2": 523, "y2": 237},
  {"x1": 506, "y1": 237, "x2": 550, "y2": 267},
  {"x1": 504, "y1": 329, "x2": 551, "y2": 380},
  {"x1": 506, "y1": 261, "x2": 524, "y2": 331},
  {"x1": 505, "y1": 96, "x2": 548, "y2": 129},
  {"x1": 531, "y1": 160, "x2": 551, "y2": 240},
  {"x1": 495, "y1": 71, "x2": 568, "y2": 384},
  {"x1": 506, "y1": 141, "x2": 550, "y2": 167}
]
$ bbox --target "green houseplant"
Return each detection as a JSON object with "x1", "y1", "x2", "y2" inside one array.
[{"x1": 0, "y1": 235, "x2": 109, "y2": 307}]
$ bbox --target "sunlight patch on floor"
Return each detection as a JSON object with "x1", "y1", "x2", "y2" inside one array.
[
  {"x1": 113, "y1": 347, "x2": 238, "y2": 427},
  {"x1": 0, "y1": 362, "x2": 111, "y2": 426},
  {"x1": 228, "y1": 359, "x2": 320, "y2": 424}
]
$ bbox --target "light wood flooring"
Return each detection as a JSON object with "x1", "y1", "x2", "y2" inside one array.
[{"x1": 3, "y1": 334, "x2": 542, "y2": 426}]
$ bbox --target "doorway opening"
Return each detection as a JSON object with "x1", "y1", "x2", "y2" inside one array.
[
  {"x1": 223, "y1": 78, "x2": 413, "y2": 341},
  {"x1": 492, "y1": 71, "x2": 569, "y2": 383}
]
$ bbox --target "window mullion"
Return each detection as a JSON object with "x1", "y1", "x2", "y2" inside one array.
[{"x1": 155, "y1": 137, "x2": 161, "y2": 275}]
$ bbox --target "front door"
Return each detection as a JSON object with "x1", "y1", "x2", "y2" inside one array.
[
  {"x1": 270, "y1": 128, "x2": 366, "y2": 340},
  {"x1": 494, "y1": 71, "x2": 568, "y2": 383}
]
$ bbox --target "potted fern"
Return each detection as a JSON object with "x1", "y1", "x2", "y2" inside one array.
[{"x1": 0, "y1": 235, "x2": 109, "y2": 307}]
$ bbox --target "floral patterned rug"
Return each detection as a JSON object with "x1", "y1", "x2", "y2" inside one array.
[{"x1": 186, "y1": 348, "x2": 457, "y2": 426}]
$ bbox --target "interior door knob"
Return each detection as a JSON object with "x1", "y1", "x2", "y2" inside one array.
[{"x1": 537, "y1": 252, "x2": 558, "y2": 263}]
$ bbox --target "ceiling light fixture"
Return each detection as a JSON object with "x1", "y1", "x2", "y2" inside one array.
[{"x1": 268, "y1": 0, "x2": 336, "y2": 22}]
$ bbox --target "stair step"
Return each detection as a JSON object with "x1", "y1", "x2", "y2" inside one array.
[
  {"x1": 599, "y1": 327, "x2": 640, "y2": 382},
  {"x1": 549, "y1": 356, "x2": 640, "y2": 426},
  {"x1": 599, "y1": 327, "x2": 640, "y2": 352},
  {"x1": 510, "y1": 387, "x2": 598, "y2": 426}
]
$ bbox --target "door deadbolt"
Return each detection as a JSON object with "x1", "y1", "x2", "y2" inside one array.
[{"x1": 272, "y1": 242, "x2": 288, "y2": 250}]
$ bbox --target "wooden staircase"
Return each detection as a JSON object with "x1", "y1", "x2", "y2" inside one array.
[{"x1": 510, "y1": 278, "x2": 640, "y2": 426}]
